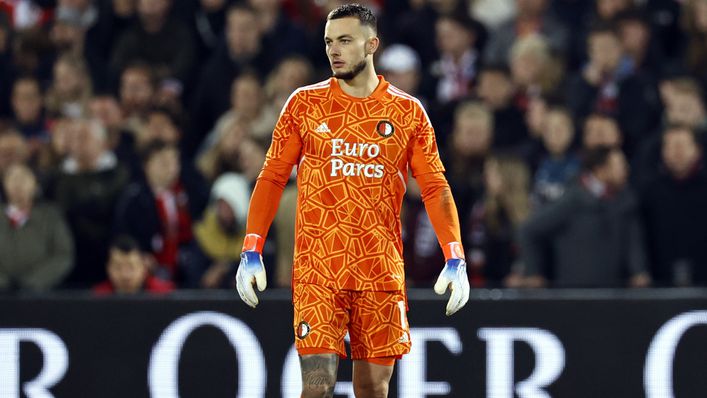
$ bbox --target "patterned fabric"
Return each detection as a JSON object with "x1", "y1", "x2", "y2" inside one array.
[
  {"x1": 293, "y1": 283, "x2": 411, "y2": 360},
  {"x1": 255, "y1": 76, "x2": 445, "y2": 291}
]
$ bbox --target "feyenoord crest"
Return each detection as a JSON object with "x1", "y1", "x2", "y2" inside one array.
[
  {"x1": 376, "y1": 120, "x2": 395, "y2": 138},
  {"x1": 296, "y1": 321, "x2": 311, "y2": 339}
]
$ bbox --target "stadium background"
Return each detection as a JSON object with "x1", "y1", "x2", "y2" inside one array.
[{"x1": 0, "y1": 0, "x2": 706, "y2": 396}]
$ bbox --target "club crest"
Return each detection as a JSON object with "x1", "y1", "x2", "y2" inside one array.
[{"x1": 376, "y1": 120, "x2": 395, "y2": 138}]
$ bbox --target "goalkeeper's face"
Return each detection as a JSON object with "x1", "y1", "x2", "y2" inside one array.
[{"x1": 324, "y1": 17, "x2": 377, "y2": 81}]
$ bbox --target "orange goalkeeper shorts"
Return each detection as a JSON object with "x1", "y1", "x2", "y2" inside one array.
[{"x1": 292, "y1": 283, "x2": 411, "y2": 361}]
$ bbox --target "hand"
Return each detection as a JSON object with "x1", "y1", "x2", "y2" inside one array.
[
  {"x1": 235, "y1": 251, "x2": 267, "y2": 307},
  {"x1": 433, "y1": 258, "x2": 470, "y2": 316}
]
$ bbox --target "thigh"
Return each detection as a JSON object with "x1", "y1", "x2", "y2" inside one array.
[
  {"x1": 348, "y1": 290, "x2": 411, "y2": 361},
  {"x1": 293, "y1": 283, "x2": 349, "y2": 358}
]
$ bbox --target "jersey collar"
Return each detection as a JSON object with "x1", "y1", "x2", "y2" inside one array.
[{"x1": 330, "y1": 75, "x2": 389, "y2": 102}]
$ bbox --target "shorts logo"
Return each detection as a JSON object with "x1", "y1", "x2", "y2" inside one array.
[
  {"x1": 296, "y1": 321, "x2": 311, "y2": 339},
  {"x1": 376, "y1": 120, "x2": 394, "y2": 138}
]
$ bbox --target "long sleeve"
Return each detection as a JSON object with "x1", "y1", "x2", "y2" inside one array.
[
  {"x1": 243, "y1": 94, "x2": 303, "y2": 249},
  {"x1": 416, "y1": 172, "x2": 462, "y2": 251},
  {"x1": 409, "y1": 100, "x2": 463, "y2": 259},
  {"x1": 18, "y1": 206, "x2": 75, "y2": 290}
]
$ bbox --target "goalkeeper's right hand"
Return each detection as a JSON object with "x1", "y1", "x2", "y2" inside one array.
[{"x1": 236, "y1": 234, "x2": 267, "y2": 308}]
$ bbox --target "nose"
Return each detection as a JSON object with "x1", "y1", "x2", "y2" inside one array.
[{"x1": 328, "y1": 43, "x2": 340, "y2": 58}]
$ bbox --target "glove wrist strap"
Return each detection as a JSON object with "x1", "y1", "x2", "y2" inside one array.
[
  {"x1": 443, "y1": 242, "x2": 465, "y2": 261},
  {"x1": 242, "y1": 233, "x2": 264, "y2": 254}
]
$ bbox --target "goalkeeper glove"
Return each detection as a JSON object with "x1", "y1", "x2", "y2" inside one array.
[
  {"x1": 434, "y1": 257, "x2": 470, "y2": 316},
  {"x1": 236, "y1": 234, "x2": 267, "y2": 308}
]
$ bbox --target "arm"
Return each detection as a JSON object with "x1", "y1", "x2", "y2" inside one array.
[
  {"x1": 237, "y1": 93, "x2": 303, "y2": 307},
  {"x1": 18, "y1": 206, "x2": 75, "y2": 290},
  {"x1": 410, "y1": 102, "x2": 468, "y2": 315}
]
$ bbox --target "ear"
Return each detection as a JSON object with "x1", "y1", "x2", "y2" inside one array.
[{"x1": 367, "y1": 36, "x2": 380, "y2": 55}]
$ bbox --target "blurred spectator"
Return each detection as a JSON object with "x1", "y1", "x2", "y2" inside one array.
[
  {"x1": 476, "y1": 65, "x2": 530, "y2": 153},
  {"x1": 532, "y1": 106, "x2": 580, "y2": 206},
  {"x1": 566, "y1": 22, "x2": 661, "y2": 156},
  {"x1": 110, "y1": 0, "x2": 195, "y2": 100},
  {"x1": 633, "y1": 77, "x2": 707, "y2": 186},
  {"x1": 640, "y1": 125, "x2": 707, "y2": 286},
  {"x1": 0, "y1": 128, "x2": 29, "y2": 181},
  {"x1": 567, "y1": 0, "x2": 633, "y2": 68},
  {"x1": 520, "y1": 146, "x2": 650, "y2": 288},
  {"x1": 390, "y1": 0, "x2": 474, "y2": 72},
  {"x1": 265, "y1": 55, "x2": 314, "y2": 112},
  {"x1": 582, "y1": 112, "x2": 623, "y2": 149},
  {"x1": 0, "y1": 163, "x2": 74, "y2": 291},
  {"x1": 53, "y1": 117, "x2": 130, "y2": 287},
  {"x1": 190, "y1": 3, "x2": 273, "y2": 155},
  {"x1": 45, "y1": 54, "x2": 92, "y2": 118},
  {"x1": 238, "y1": 136, "x2": 268, "y2": 183},
  {"x1": 11, "y1": 75, "x2": 48, "y2": 141},
  {"x1": 94, "y1": 234, "x2": 175, "y2": 294},
  {"x1": 51, "y1": 0, "x2": 117, "y2": 92},
  {"x1": 119, "y1": 62, "x2": 156, "y2": 133},
  {"x1": 469, "y1": 0, "x2": 516, "y2": 30},
  {"x1": 133, "y1": 107, "x2": 210, "y2": 215},
  {"x1": 197, "y1": 115, "x2": 248, "y2": 182},
  {"x1": 182, "y1": 173, "x2": 249, "y2": 289},
  {"x1": 430, "y1": 13, "x2": 482, "y2": 104},
  {"x1": 484, "y1": 0, "x2": 569, "y2": 67},
  {"x1": 178, "y1": 0, "x2": 230, "y2": 62},
  {"x1": 88, "y1": 94, "x2": 136, "y2": 165},
  {"x1": 212, "y1": 72, "x2": 277, "y2": 142},
  {"x1": 615, "y1": 9, "x2": 664, "y2": 78},
  {"x1": 466, "y1": 155, "x2": 530, "y2": 287},
  {"x1": 247, "y1": 0, "x2": 308, "y2": 61},
  {"x1": 509, "y1": 34, "x2": 564, "y2": 111},
  {"x1": 113, "y1": 140, "x2": 196, "y2": 283},
  {"x1": 445, "y1": 101, "x2": 492, "y2": 201},
  {"x1": 379, "y1": 44, "x2": 423, "y2": 102}
]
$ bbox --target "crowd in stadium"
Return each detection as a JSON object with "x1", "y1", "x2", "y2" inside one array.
[{"x1": 0, "y1": 0, "x2": 706, "y2": 293}]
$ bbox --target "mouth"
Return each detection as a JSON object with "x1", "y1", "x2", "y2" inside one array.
[{"x1": 331, "y1": 60, "x2": 345, "y2": 68}]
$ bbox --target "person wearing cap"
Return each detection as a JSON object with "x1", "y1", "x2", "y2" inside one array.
[
  {"x1": 378, "y1": 44, "x2": 423, "y2": 101},
  {"x1": 181, "y1": 173, "x2": 251, "y2": 289}
]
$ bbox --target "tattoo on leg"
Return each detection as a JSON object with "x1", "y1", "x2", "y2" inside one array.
[{"x1": 300, "y1": 354, "x2": 338, "y2": 397}]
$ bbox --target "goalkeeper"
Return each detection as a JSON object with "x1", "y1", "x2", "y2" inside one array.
[{"x1": 236, "y1": 3, "x2": 469, "y2": 397}]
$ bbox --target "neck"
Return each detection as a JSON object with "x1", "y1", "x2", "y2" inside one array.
[{"x1": 337, "y1": 63, "x2": 379, "y2": 98}]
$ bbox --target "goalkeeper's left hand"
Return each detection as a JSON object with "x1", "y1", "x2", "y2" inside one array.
[
  {"x1": 433, "y1": 258, "x2": 470, "y2": 316},
  {"x1": 236, "y1": 251, "x2": 267, "y2": 308}
]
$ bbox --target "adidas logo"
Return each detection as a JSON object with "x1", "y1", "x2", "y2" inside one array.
[{"x1": 315, "y1": 122, "x2": 331, "y2": 134}]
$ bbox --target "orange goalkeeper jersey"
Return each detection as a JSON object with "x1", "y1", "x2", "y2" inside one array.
[{"x1": 245, "y1": 75, "x2": 462, "y2": 291}]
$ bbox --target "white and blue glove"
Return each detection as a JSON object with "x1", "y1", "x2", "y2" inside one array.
[
  {"x1": 236, "y1": 251, "x2": 267, "y2": 308},
  {"x1": 434, "y1": 258, "x2": 470, "y2": 316}
]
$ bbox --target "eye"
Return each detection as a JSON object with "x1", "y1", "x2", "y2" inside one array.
[{"x1": 341, "y1": 39, "x2": 351, "y2": 44}]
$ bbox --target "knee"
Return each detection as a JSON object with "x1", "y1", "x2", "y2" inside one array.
[
  {"x1": 301, "y1": 381, "x2": 336, "y2": 398},
  {"x1": 354, "y1": 379, "x2": 389, "y2": 398}
]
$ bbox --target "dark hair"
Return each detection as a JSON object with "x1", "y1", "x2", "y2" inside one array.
[
  {"x1": 581, "y1": 145, "x2": 616, "y2": 172},
  {"x1": 327, "y1": 3, "x2": 377, "y2": 32},
  {"x1": 588, "y1": 21, "x2": 619, "y2": 38},
  {"x1": 479, "y1": 63, "x2": 511, "y2": 78},
  {"x1": 110, "y1": 235, "x2": 141, "y2": 253},
  {"x1": 140, "y1": 139, "x2": 178, "y2": 165}
]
